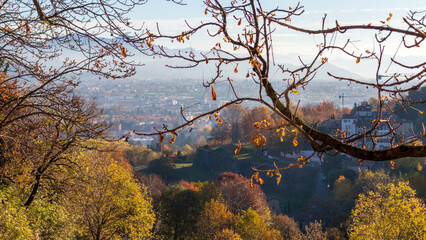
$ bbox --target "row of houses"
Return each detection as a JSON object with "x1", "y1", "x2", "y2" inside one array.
[{"x1": 323, "y1": 102, "x2": 413, "y2": 150}]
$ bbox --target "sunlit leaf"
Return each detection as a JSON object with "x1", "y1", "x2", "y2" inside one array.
[
  {"x1": 390, "y1": 160, "x2": 395, "y2": 170},
  {"x1": 292, "y1": 136, "x2": 298, "y2": 147},
  {"x1": 386, "y1": 13, "x2": 392, "y2": 21},
  {"x1": 276, "y1": 173, "x2": 281, "y2": 185},
  {"x1": 356, "y1": 57, "x2": 360, "y2": 64},
  {"x1": 280, "y1": 130, "x2": 285, "y2": 142},
  {"x1": 211, "y1": 84, "x2": 217, "y2": 100},
  {"x1": 170, "y1": 135, "x2": 176, "y2": 144},
  {"x1": 120, "y1": 45, "x2": 127, "y2": 58},
  {"x1": 365, "y1": 50, "x2": 371, "y2": 54},
  {"x1": 252, "y1": 134, "x2": 266, "y2": 147},
  {"x1": 234, "y1": 141, "x2": 241, "y2": 157}
]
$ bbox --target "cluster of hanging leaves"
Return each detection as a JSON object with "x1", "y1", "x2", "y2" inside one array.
[
  {"x1": 252, "y1": 133, "x2": 267, "y2": 147},
  {"x1": 266, "y1": 170, "x2": 282, "y2": 186},
  {"x1": 250, "y1": 172, "x2": 263, "y2": 188},
  {"x1": 287, "y1": 156, "x2": 307, "y2": 169},
  {"x1": 253, "y1": 120, "x2": 270, "y2": 129},
  {"x1": 213, "y1": 112, "x2": 223, "y2": 125},
  {"x1": 250, "y1": 170, "x2": 282, "y2": 188}
]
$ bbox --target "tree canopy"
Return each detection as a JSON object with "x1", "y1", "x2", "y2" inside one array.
[{"x1": 348, "y1": 181, "x2": 426, "y2": 239}]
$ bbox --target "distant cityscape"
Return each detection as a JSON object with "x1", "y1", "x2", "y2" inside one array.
[{"x1": 77, "y1": 78, "x2": 378, "y2": 143}]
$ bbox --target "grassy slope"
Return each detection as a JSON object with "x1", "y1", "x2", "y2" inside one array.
[{"x1": 139, "y1": 143, "x2": 319, "y2": 214}]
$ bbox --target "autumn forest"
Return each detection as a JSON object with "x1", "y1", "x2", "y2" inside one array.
[{"x1": 1, "y1": 0, "x2": 426, "y2": 239}]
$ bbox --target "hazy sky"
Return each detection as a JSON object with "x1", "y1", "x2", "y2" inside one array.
[
  {"x1": 129, "y1": 1, "x2": 425, "y2": 52},
  {"x1": 127, "y1": 1, "x2": 425, "y2": 77},
  {"x1": 131, "y1": 0, "x2": 425, "y2": 21}
]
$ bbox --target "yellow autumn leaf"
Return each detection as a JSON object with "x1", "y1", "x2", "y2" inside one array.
[
  {"x1": 252, "y1": 135, "x2": 261, "y2": 147},
  {"x1": 280, "y1": 130, "x2": 285, "y2": 142},
  {"x1": 292, "y1": 137, "x2": 298, "y2": 147},
  {"x1": 417, "y1": 163, "x2": 423, "y2": 172}
]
